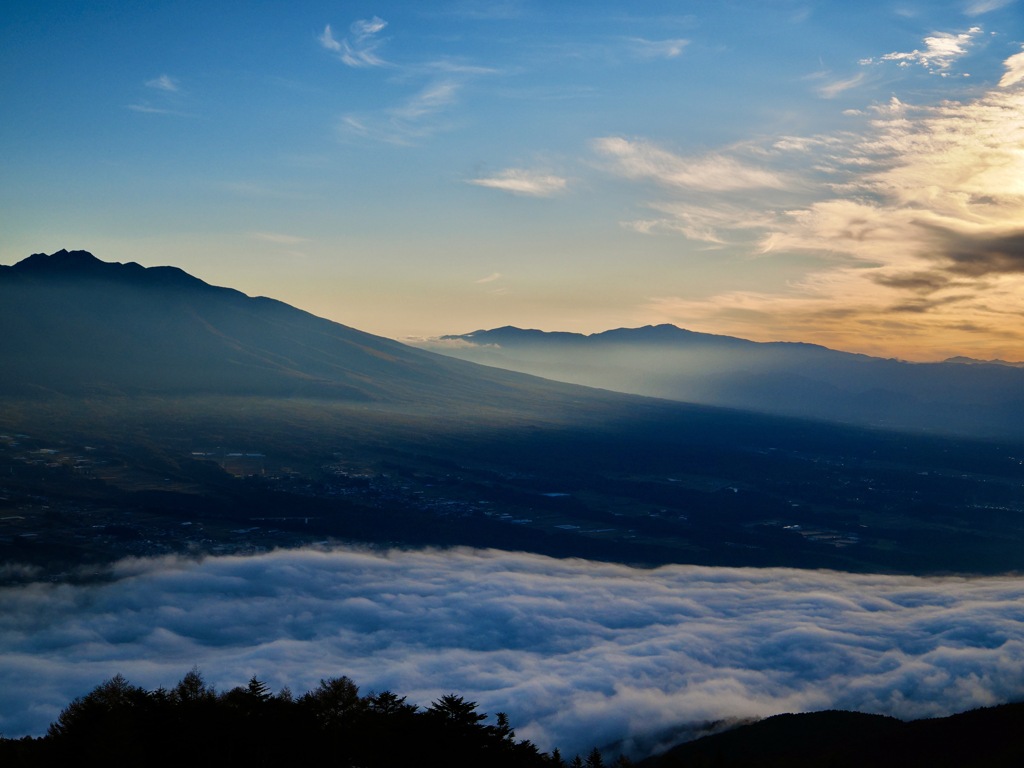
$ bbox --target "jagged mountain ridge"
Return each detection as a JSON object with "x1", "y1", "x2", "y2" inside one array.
[
  {"x1": 450, "y1": 323, "x2": 849, "y2": 353},
  {"x1": 433, "y1": 325, "x2": 1024, "y2": 439}
]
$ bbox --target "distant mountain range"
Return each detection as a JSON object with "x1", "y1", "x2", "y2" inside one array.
[{"x1": 427, "y1": 325, "x2": 1024, "y2": 439}]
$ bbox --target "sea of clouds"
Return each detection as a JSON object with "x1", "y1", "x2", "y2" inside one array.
[{"x1": 3, "y1": 546, "x2": 1024, "y2": 755}]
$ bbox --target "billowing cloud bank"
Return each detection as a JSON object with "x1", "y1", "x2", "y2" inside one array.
[
  {"x1": 607, "y1": 45, "x2": 1024, "y2": 360},
  {"x1": 3, "y1": 547, "x2": 1024, "y2": 754}
]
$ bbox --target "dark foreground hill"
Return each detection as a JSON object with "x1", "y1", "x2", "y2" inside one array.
[
  {"x1": 431, "y1": 325, "x2": 1024, "y2": 440},
  {"x1": 639, "y1": 702, "x2": 1024, "y2": 767},
  {"x1": 5, "y1": 250, "x2": 1024, "y2": 579}
]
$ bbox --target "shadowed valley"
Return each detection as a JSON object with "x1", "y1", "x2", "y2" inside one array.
[
  {"x1": 429, "y1": 325, "x2": 1024, "y2": 440},
  {"x1": 4, "y1": 251, "x2": 1024, "y2": 581}
]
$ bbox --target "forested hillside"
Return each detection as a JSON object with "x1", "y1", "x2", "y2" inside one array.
[{"x1": 0, "y1": 670, "x2": 626, "y2": 768}]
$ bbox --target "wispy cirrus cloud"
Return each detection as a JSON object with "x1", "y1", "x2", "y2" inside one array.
[
  {"x1": 4, "y1": 547, "x2": 1024, "y2": 758},
  {"x1": 593, "y1": 137, "x2": 787, "y2": 192},
  {"x1": 426, "y1": 59, "x2": 501, "y2": 76},
  {"x1": 861, "y1": 27, "x2": 982, "y2": 76},
  {"x1": 395, "y1": 81, "x2": 460, "y2": 120},
  {"x1": 127, "y1": 104, "x2": 176, "y2": 115},
  {"x1": 628, "y1": 37, "x2": 689, "y2": 59},
  {"x1": 965, "y1": 0, "x2": 1015, "y2": 15},
  {"x1": 623, "y1": 202, "x2": 776, "y2": 244},
  {"x1": 341, "y1": 80, "x2": 463, "y2": 145},
  {"x1": 145, "y1": 74, "x2": 179, "y2": 92},
  {"x1": 817, "y1": 72, "x2": 867, "y2": 98},
  {"x1": 593, "y1": 136, "x2": 798, "y2": 247},
  {"x1": 320, "y1": 14, "x2": 498, "y2": 146},
  {"x1": 320, "y1": 17, "x2": 389, "y2": 68},
  {"x1": 250, "y1": 231, "x2": 309, "y2": 245},
  {"x1": 129, "y1": 74, "x2": 187, "y2": 115},
  {"x1": 467, "y1": 169, "x2": 568, "y2": 197}
]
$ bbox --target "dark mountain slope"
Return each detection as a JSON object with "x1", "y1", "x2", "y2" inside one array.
[
  {"x1": 640, "y1": 702, "x2": 1024, "y2": 767},
  {"x1": 0, "y1": 251, "x2": 617, "y2": 408},
  {"x1": 435, "y1": 325, "x2": 1024, "y2": 439}
]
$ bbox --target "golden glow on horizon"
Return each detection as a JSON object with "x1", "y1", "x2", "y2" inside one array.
[{"x1": 643, "y1": 58, "x2": 1024, "y2": 362}]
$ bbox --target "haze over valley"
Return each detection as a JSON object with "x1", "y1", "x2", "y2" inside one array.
[{"x1": 419, "y1": 324, "x2": 1024, "y2": 440}]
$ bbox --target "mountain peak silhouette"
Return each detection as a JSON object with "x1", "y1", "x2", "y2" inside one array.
[
  {"x1": 6, "y1": 249, "x2": 219, "y2": 292},
  {"x1": 0, "y1": 249, "x2": 608, "y2": 408},
  {"x1": 16, "y1": 249, "x2": 106, "y2": 273}
]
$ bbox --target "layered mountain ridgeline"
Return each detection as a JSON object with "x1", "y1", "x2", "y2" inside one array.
[
  {"x1": 637, "y1": 703, "x2": 1024, "y2": 767},
  {"x1": 6, "y1": 250, "x2": 1024, "y2": 579},
  {"x1": 429, "y1": 325, "x2": 1024, "y2": 440}
]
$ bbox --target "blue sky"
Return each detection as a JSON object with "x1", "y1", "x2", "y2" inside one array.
[{"x1": 2, "y1": 1, "x2": 1023, "y2": 359}]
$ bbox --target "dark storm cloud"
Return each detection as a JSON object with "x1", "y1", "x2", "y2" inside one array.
[
  {"x1": 872, "y1": 271, "x2": 952, "y2": 295},
  {"x1": 887, "y1": 294, "x2": 971, "y2": 314},
  {"x1": 2, "y1": 548, "x2": 1024, "y2": 755},
  {"x1": 923, "y1": 225, "x2": 1024, "y2": 277}
]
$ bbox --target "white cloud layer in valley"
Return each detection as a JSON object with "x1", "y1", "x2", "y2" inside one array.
[{"x1": 3, "y1": 547, "x2": 1024, "y2": 755}]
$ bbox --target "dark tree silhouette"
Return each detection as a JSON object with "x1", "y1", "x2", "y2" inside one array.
[
  {"x1": 366, "y1": 689, "x2": 417, "y2": 716},
  {"x1": 3, "y1": 670, "x2": 570, "y2": 768},
  {"x1": 171, "y1": 666, "x2": 215, "y2": 704},
  {"x1": 427, "y1": 693, "x2": 489, "y2": 725}
]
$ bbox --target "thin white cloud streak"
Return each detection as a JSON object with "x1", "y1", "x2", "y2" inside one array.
[
  {"x1": 476, "y1": 272, "x2": 503, "y2": 283},
  {"x1": 468, "y1": 169, "x2": 568, "y2": 197},
  {"x1": 145, "y1": 74, "x2": 178, "y2": 92},
  {"x1": 341, "y1": 81, "x2": 463, "y2": 144},
  {"x1": 401, "y1": 336, "x2": 499, "y2": 350},
  {"x1": 127, "y1": 104, "x2": 176, "y2": 115},
  {"x1": 3, "y1": 547, "x2": 1024, "y2": 757},
  {"x1": 250, "y1": 231, "x2": 309, "y2": 245},
  {"x1": 818, "y1": 72, "x2": 866, "y2": 98},
  {"x1": 395, "y1": 81, "x2": 459, "y2": 120},
  {"x1": 628, "y1": 37, "x2": 689, "y2": 59},
  {"x1": 965, "y1": 0, "x2": 1014, "y2": 14},
  {"x1": 594, "y1": 137, "x2": 787, "y2": 191},
  {"x1": 623, "y1": 202, "x2": 776, "y2": 244},
  {"x1": 427, "y1": 59, "x2": 501, "y2": 76}
]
